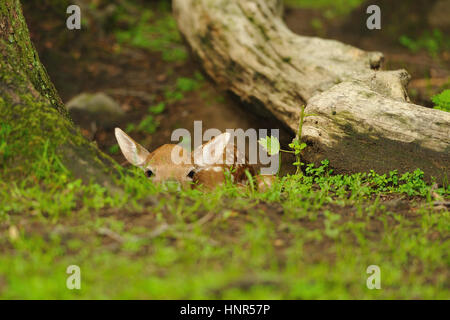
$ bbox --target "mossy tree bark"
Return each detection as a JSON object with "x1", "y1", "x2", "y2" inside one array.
[
  {"x1": 173, "y1": 0, "x2": 450, "y2": 182},
  {"x1": 0, "y1": 0, "x2": 119, "y2": 187}
]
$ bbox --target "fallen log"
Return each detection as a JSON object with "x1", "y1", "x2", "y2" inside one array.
[{"x1": 173, "y1": 0, "x2": 449, "y2": 182}]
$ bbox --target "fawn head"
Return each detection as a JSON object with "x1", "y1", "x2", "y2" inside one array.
[
  {"x1": 115, "y1": 128, "x2": 194, "y2": 188},
  {"x1": 114, "y1": 128, "x2": 255, "y2": 189}
]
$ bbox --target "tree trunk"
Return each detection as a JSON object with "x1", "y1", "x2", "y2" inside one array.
[
  {"x1": 0, "y1": 0, "x2": 119, "y2": 188},
  {"x1": 173, "y1": 0, "x2": 450, "y2": 182}
]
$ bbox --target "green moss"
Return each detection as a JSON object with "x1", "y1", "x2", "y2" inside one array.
[
  {"x1": 0, "y1": 95, "x2": 70, "y2": 172},
  {"x1": 0, "y1": 0, "x2": 120, "y2": 183},
  {"x1": 0, "y1": 0, "x2": 65, "y2": 115}
]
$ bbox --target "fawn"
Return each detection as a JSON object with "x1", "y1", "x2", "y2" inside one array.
[{"x1": 114, "y1": 128, "x2": 275, "y2": 190}]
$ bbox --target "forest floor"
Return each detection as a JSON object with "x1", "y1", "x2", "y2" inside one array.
[{"x1": 0, "y1": 0, "x2": 448, "y2": 299}]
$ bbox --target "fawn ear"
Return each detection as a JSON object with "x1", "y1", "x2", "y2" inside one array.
[
  {"x1": 115, "y1": 128, "x2": 150, "y2": 167},
  {"x1": 194, "y1": 132, "x2": 232, "y2": 167}
]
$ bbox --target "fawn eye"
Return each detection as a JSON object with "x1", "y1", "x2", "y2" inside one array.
[
  {"x1": 145, "y1": 169, "x2": 154, "y2": 178},
  {"x1": 187, "y1": 170, "x2": 196, "y2": 179}
]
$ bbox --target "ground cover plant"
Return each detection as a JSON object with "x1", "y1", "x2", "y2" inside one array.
[
  {"x1": 0, "y1": 139, "x2": 448, "y2": 298},
  {"x1": 432, "y1": 89, "x2": 450, "y2": 112}
]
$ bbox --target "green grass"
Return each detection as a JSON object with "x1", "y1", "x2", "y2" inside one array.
[
  {"x1": 148, "y1": 102, "x2": 166, "y2": 115},
  {"x1": 113, "y1": 3, "x2": 187, "y2": 62},
  {"x1": 0, "y1": 140, "x2": 448, "y2": 299},
  {"x1": 284, "y1": 0, "x2": 364, "y2": 17},
  {"x1": 399, "y1": 29, "x2": 450, "y2": 58},
  {"x1": 432, "y1": 89, "x2": 450, "y2": 112}
]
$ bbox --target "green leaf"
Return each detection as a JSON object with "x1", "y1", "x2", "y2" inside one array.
[
  {"x1": 432, "y1": 89, "x2": 450, "y2": 112},
  {"x1": 176, "y1": 77, "x2": 201, "y2": 92},
  {"x1": 109, "y1": 145, "x2": 119, "y2": 154},
  {"x1": 149, "y1": 102, "x2": 166, "y2": 114},
  {"x1": 138, "y1": 115, "x2": 158, "y2": 134},
  {"x1": 258, "y1": 136, "x2": 280, "y2": 155},
  {"x1": 126, "y1": 123, "x2": 136, "y2": 132}
]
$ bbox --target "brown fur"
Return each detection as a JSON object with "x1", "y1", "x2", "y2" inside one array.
[{"x1": 115, "y1": 128, "x2": 276, "y2": 190}]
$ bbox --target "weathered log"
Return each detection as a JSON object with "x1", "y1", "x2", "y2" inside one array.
[{"x1": 173, "y1": 0, "x2": 449, "y2": 181}]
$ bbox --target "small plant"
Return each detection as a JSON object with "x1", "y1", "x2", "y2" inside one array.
[
  {"x1": 164, "y1": 89, "x2": 184, "y2": 102},
  {"x1": 137, "y1": 115, "x2": 159, "y2": 134},
  {"x1": 399, "y1": 29, "x2": 449, "y2": 58},
  {"x1": 125, "y1": 102, "x2": 167, "y2": 136},
  {"x1": 109, "y1": 145, "x2": 120, "y2": 155},
  {"x1": 114, "y1": 7, "x2": 187, "y2": 63},
  {"x1": 431, "y1": 89, "x2": 450, "y2": 112},
  {"x1": 126, "y1": 123, "x2": 136, "y2": 133},
  {"x1": 259, "y1": 105, "x2": 315, "y2": 175},
  {"x1": 148, "y1": 102, "x2": 166, "y2": 114},
  {"x1": 176, "y1": 77, "x2": 202, "y2": 92}
]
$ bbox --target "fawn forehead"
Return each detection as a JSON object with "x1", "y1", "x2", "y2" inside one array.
[{"x1": 146, "y1": 144, "x2": 190, "y2": 165}]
